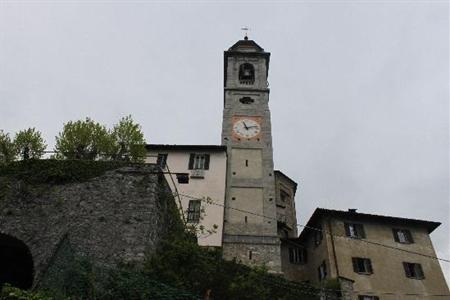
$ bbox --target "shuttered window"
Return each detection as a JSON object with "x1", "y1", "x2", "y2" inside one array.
[
  {"x1": 187, "y1": 200, "x2": 201, "y2": 223},
  {"x1": 188, "y1": 153, "x2": 210, "y2": 170},
  {"x1": 352, "y1": 257, "x2": 373, "y2": 274},
  {"x1": 403, "y1": 262, "x2": 425, "y2": 279},
  {"x1": 393, "y1": 228, "x2": 414, "y2": 244},
  {"x1": 345, "y1": 223, "x2": 366, "y2": 239},
  {"x1": 289, "y1": 247, "x2": 307, "y2": 264}
]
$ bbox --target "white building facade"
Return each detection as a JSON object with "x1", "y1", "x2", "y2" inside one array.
[{"x1": 145, "y1": 144, "x2": 227, "y2": 247}]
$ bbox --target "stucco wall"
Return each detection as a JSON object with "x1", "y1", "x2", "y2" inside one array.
[
  {"x1": 146, "y1": 149, "x2": 227, "y2": 247},
  {"x1": 329, "y1": 217, "x2": 450, "y2": 298}
]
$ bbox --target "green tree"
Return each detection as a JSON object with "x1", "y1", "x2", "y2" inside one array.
[
  {"x1": 0, "y1": 130, "x2": 15, "y2": 164},
  {"x1": 13, "y1": 128, "x2": 47, "y2": 160},
  {"x1": 111, "y1": 115, "x2": 146, "y2": 162},
  {"x1": 55, "y1": 118, "x2": 113, "y2": 160}
]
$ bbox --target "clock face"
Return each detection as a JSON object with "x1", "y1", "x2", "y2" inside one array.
[{"x1": 233, "y1": 118, "x2": 261, "y2": 139}]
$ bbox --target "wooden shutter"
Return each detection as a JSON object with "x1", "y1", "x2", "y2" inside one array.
[
  {"x1": 366, "y1": 259, "x2": 373, "y2": 274},
  {"x1": 204, "y1": 154, "x2": 210, "y2": 170},
  {"x1": 392, "y1": 229, "x2": 400, "y2": 242},
  {"x1": 405, "y1": 230, "x2": 414, "y2": 243},
  {"x1": 344, "y1": 223, "x2": 351, "y2": 237},
  {"x1": 352, "y1": 258, "x2": 359, "y2": 273},
  {"x1": 357, "y1": 224, "x2": 366, "y2": 238},
  {"x1": 403, "y1": 262, "x2": 412, "y2": 277},
  {"x1": 416, "y1": 264, "x2": 425, "y2": 279},
  {"x1": 188, "y1": 153, "x2": 195, "y2": 169}
]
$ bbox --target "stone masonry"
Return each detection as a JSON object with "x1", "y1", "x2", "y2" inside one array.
[{"x1": 0, "y1": 164, "x2": 179, "y2": 288}]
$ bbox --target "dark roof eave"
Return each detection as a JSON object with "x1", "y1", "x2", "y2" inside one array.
[
  {"x1": 298, "y1": 208, "x2": 441, "y2": 241},
  {"x1": 145, "y1": 144, "x2": 227, "y2": 152}
]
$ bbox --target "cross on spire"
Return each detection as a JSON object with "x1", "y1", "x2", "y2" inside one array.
[{"x1": 241, "y1": 26, "x2": 250, "y2": 40}]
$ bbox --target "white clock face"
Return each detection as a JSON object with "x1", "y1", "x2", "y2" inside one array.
[{"x1": 233, "y1": 119, "x2": 261, "y2": 138}]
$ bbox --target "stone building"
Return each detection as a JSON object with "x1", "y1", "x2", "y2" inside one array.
[
  {"x1": 145, "y1": 144, "x2": 227, "y2": 247},
  {"x1": 282, "y1": 208, "x2": 450, "y2": 299}
]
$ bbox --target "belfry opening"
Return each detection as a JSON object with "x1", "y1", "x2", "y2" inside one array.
[{"x1": 0, "y1": 233, "x2": 34, "y2": 290}]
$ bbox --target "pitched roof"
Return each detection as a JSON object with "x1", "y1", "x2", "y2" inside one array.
[{"x1": 298, "y1": 208, "x2": 441, "y2": 241}]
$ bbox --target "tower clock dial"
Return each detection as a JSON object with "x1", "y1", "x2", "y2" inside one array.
[{"x1": 232, "y1": 117, "x2": 261, "y2": 139}]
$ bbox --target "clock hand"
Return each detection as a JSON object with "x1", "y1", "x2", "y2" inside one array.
[{"x1": 242, "y1": 121, "x2": 249, "y2": 130}]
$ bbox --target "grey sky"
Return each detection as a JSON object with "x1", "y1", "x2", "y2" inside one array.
[{"x1": 1, "y1": 1, "x2": 449, "y2": 283}]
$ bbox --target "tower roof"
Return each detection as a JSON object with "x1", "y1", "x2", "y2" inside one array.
[{"x1": 228, "y1": 37, "x2": 265, "y2": 53}]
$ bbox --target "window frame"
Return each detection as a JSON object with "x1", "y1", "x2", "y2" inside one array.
[
  {"x1": 393, "y1": 228, "x2": 414, "y2": 244},
  {"x1": 352, "y1": 257, "x2": 373, "y2": 275},
  {"x1": 188, "y1": 153, "x2": 210, "y2": 170},
  {"x1": 156, "y1": 153, "x2": 168, "y2": 169},
  {"x1": 288, "y1": 247, "x2": 307, "y2": 265},
  {"x1": 344, "y1": 222, "x2": 366, "y2": 239},
  {"x1": 403, "y1": 262, "x2": 425, "y2": 280},
  {"x1": 187, "y1": 200, "x2": 201, "y2": 223}
]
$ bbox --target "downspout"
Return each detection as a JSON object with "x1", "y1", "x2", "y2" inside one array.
[{"x1": 327, "y1": 218, "x2": 340, "y2": 277}]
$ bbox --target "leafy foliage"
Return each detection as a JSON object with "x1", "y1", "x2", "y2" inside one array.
[
  {"x1": 110, "y1": 115, "x2": 146, "y2": 162},
  {"x1": 13, "y1": 128, "x2": 46, "y2": 160},
  {"x1": 55, "y1": 118, "x2": 113, "y2": 160},
  {"x1": 0, "y1": 284, "x2": 55, "y2": 300},
  {"x1": 0, "y1": 131, "x2": 15, "y2": 165},
  {"x1": 0, "y1": 159, "x2": 125, "y2": 185},
  {"x1": 144, "y1": 234, "x2": 319, "y2": 300}
]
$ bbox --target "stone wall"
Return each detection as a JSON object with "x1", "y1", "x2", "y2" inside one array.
[{"x1": 0, "y1": 164, "x2": 181, "y2": 288}]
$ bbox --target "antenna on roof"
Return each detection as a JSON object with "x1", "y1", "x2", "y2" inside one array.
[{"x1": 241, "y1": 26, "x2": 250, "y2": 40}]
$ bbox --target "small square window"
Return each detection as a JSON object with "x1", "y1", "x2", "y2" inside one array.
[
  {"x1": 176, "y1": 173, "x2": 189, "y2": 184},
  {"x1": 156, "y1": 153, "x2": 168, "y2": 169},
  {"x1": 289, "y1": 247, "x2": 307, "y2": 264},
  {"x1": 352, "y1": 257, "x2": 373, "y2": 274},
  {"x1": 403, "y1": 262, "x2": 425, "y2": 280},
  {"x1": 393, "y1": 228, "x2": 414, "y2": 244},
  {"x1": 187, "y1": 200, "x2": 201, "y2": 223},
  {"x1": 345, "y1": 223, "x2": 366, "y2": 239}
]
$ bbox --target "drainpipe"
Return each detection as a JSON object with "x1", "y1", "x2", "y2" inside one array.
[{"x1": 327, "y1": 218, "x2": 340, "y2": 277}]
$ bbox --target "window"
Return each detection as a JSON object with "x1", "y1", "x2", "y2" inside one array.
[
  {"x1": 187, "y1": 200, "x2": 201, "y2": 223},
  {"x1": 318, "y1": 260, "x2": 327, "y2": 281},
  {"x1": 358, "y1": 296, "x2": 379, "y2": 300},
  {"x1": 176, "y1": 173, "x2": 189, "y2": 184},
  {"x1": 345, "y1": 223, "x2": 366, "y2": 239},
  {"x1": 314, "y1": 225, "x2": 323, "y2": 247},
  {"x1": 403, "y1": 262, "x2": 425, "y2": 279},
  {"x1": 393, "y1": 229, "x2": 413, "y2": 244},
  {"x1": 239, "y1": 63, "x2": 255, "y2": 84},
  {"x1": 352, "y1": 257, "x2": 373, "y2": 274},
  {"x1": 289, "y1": 247, "x2": 307, "y2": 264},
  {"x1": 188, "y1": 153, "x2": 210, "y2": 170},
  {"x1": 156, "y1": 153, "x2": 168, "y2": 169}
]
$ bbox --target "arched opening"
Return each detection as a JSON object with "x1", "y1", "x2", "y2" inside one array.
[
  {"x1": 0, "y1": 233, "x2": 34, "y2": 290},
  {"x1": 239, "y1": 63, "x2": 255, "y2": 85}
]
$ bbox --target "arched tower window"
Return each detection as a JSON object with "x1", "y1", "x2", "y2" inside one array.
[{"x1": 239, "y1": 63, "x2": 255, "y2": 85}]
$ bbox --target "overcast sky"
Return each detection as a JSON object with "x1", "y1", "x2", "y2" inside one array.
[{"x1": 1, "y1": 0, "x2": 448, "y2": 284}]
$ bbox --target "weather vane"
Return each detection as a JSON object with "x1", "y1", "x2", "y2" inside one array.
[{"x1": 241, "y1": 26, "x2": 250, "y2": 39}]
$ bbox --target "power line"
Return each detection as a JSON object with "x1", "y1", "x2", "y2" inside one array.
[{"x1": 175, "y1": 192, "x2": 450, "y2": 264}]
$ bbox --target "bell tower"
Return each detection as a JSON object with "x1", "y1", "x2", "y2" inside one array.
[{"x1": 221, "y1": 37, "x2": 281, "y2": 272}]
